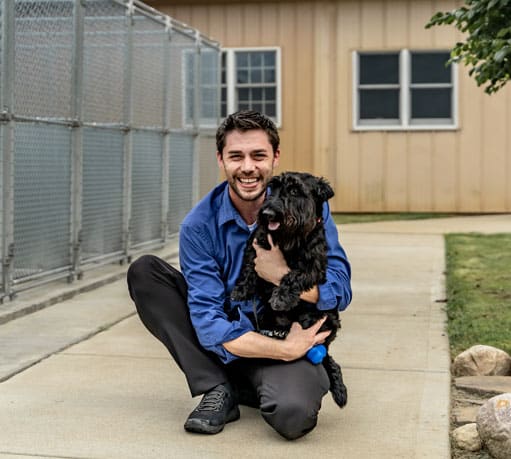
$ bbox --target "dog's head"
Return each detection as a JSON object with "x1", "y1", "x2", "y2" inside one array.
[{"x1": 258, "y1": 172, "x2": 334, "y2": 242}]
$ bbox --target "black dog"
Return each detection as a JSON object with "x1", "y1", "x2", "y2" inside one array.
[{"x1": 231, "y1": 171, "x2": 347, "y2": 408}]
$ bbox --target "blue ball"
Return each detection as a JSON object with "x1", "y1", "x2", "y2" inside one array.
[{"x1": 306, "y1": 344, "x2": 326, "y2": 365}]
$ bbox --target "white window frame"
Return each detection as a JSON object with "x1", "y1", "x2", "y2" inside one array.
[
  {"x1": 222, "y1": 47, "x2": 282, "y2": 127},
  {"x1": 352, "y1": 49, "x2": 458, "y2": 131},
  {"x1": 182, "y1": 48, "x2": 221, "y2": 129}
]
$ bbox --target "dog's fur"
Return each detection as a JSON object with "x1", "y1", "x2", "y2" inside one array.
[{"x1": 231, "y1": 171, "x2": 347, "y2": 408}]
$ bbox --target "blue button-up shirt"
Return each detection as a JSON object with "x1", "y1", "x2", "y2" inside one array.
[{"x1": 179, "y1": 181, "x2": 352, "y2": 363}]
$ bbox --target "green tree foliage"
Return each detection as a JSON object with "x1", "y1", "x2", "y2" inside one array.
[{"x1": 426, "y1": 0, "x2": 511, "y2": 94}]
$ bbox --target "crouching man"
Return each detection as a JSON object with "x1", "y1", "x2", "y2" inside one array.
[{"x1": 127, "y1": 110, "x2": 352, "y2": 440}]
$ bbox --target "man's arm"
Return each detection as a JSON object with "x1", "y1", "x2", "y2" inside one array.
[{"x1": 223, "y1": 317, "x2": 330, "y2": 360}]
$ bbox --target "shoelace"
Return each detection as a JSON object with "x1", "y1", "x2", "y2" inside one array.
[{"x1": 197, "y1": 388, "x2": 226, "y2": 412}]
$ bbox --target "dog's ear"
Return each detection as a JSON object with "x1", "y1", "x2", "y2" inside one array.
[
  {"x1": 314, "y1": 177, "x2": 335, "y2": 203},
  {"x1": 268, "y1": 175, "x2": 282, "y2": 192}
]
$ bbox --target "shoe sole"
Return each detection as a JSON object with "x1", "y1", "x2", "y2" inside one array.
[{"x1": 184, "y1": 406, "x2": 240, "y2": 435}]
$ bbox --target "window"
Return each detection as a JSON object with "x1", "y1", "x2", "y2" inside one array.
[
  {"x1": 184, "y1": 48, "x2": 220, "y2": 127},
  {"x1": 221, "y1": 48, "x2": 281, "y2": 126},
  {"x1": 353, "y1": 50, "x2": 457, "y2": 130}
]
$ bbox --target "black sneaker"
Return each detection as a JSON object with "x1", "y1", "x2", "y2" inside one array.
[{"x1": 184, "y1": 383, "x2": 240, "y2": 434}]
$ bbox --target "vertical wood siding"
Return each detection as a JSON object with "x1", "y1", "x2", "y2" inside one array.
[{"x1": 151, "y1": 0, "x2": 511, "y2": 212}]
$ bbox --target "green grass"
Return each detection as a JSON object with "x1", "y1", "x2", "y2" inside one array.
[
  {"x1": 445, "y1": 233, "x2": 511, "y2": 358},
  {"x1": 332, "y1": 212, "x2": 456, "y2": 225}
]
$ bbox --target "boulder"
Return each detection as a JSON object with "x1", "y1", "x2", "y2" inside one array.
[
  {"x1": 476, "y1": 393, "x2": 511, "y2": 459},
  {"x1": 451, "y1": 423, "x2": 482, "y2": 452},
  {"x1": 453, "y1": 345, "x2": 511, "y2": 377}
]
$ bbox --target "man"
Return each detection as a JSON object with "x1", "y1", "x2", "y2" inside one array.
[{"x1": 127, "y1": 110, "x2": 352, "y2": 440}]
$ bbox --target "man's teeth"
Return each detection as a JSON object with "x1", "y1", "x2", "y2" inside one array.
[{"x1": 239, "y1": 178, "x2": 258, "y2": 184}]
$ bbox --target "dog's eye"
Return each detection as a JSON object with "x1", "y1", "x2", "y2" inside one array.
[{"x1": 289, "y1": 188, "x2": 299, "y2": 196}]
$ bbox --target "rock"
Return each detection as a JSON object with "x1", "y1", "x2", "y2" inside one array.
[
  {"x1": 453, "y1": 345, "x2": 511, "y2": 377},
  {"x1": 452, "y1": 423, "x2": 482, "y2": 451},
  {"x1": 453, "y1": 405, "x2": 480, "y2": 426},
  {"x1": 476, "y1": 393, "x2": 511, "y2": 459},
  {"x1": 455, "y1": 376, "x2": 511, "y2": 396}
]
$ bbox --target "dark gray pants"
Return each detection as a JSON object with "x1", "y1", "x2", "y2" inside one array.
[{"x1": 127, "y1": 254, "x2": 330, "y2": 440}]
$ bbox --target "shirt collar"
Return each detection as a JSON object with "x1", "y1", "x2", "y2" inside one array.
[{"x1": 218, "y1": 182, "x2": 240, "y2": 227}]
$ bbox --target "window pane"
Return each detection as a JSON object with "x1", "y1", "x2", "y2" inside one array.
[
  {"x1": 250, "y1": 68, "x2": 261, "y2": 83},
  {"x1": 265, "y1": 102, "x2": 276, "y2": 117},
  {"x1": 265, "y1": 87, "x2": 276, "y2": 101},
  {"x1": 263, "y1": 69, "x2": 275, "y2": 83},
  {"x1": 252, "y1": 88, "x2": 263, "y2": 101},
  {"x1": 250, "y1": 52, "x2": 263, "y2": 66},
  {"x1": 237, "y1": 70, "x2": 248, "y2": 84},
  {"x1": 359, "y1": 53, "x2": 399, "y2": 85},
  {"x1": 221, "y1": 52, "x2": 226, "y2": 84},
  {"x1": 263, "y1": 51, "x2": 275, "y2": 67},
  {"x1": 359, "y1": 89, "x2": 399, "y2": 119},
  {"x1": 238, "y1": 88, "x2": 250, "y2": 101},
  {"x1": 412, "y1": 52, "x2": 451, "y2": 84},
  {"x1": 238, "y1": 102, "x2": 250, "y2": 110},
  {"x1": 237, "y1": 52, "x2": 249, "y2": 67},
  {"x1": 252, "y1": 103, "x2": 263, "y2": 113},
  {"x1": 411, "y1": 88, "x2": 451, "y2": 118}
]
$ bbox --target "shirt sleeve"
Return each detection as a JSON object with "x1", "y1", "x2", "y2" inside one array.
[
  {"x1": 316, "y1": 203, "x2": 353, "y2": 311},
  {"x1": 179, "y1": 224, "x2": 254, "y2": 364}
]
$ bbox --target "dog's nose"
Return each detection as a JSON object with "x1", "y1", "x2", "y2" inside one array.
[{"x1": 261, "y1": 208, "x2": 276, "y2": 219}]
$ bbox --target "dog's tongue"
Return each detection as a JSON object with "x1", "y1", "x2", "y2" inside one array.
[{"x1": 268, "y1": 221, "x2": 280, "y2": 231}]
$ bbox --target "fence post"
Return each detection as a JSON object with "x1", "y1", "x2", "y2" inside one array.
[
  {"x1": 160, "y1": 18, "x2": 172, "y2": 243},
  {"x1": 70, "y1": 0, "x2": 85, "y2": 281},
  {"x1": 191, "y1": 31, "x2": 201, "y2": 206},
  {"x1": 122, "y1": 0, "x2": 134, "y2": 263},
  {"x1": 1, "y1": 0, "x2": 15, "y2": 301}
]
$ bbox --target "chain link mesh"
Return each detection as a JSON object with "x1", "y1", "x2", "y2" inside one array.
[
  {"x1": 13, "y1": 123, "x2": 72, "y2": 279},
  {"x1": 82, "y1": 127, "x2": 124, "y2": 260},
  {"x1": 131, "y1": 130, "x2": 163, "y2": 245},
  {"x1": 168, "y1": 133, "x2": 194, "y2": 235},
  {"x1": 131, "y1": 13, "x2": 166, "y2": 128},
  {"x1": 14, "y1": 0, "x2": 74, "y2": 119},
  {"x1": 82, "y1": 0, "x2": 127, "y2": 124}
]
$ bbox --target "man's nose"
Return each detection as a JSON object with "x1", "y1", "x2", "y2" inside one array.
[{"x1": 241, "y1": 157, "x2": 256, "y2": 172}]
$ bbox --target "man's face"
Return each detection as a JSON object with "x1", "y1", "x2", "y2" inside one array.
[{"x1": 217, "y1": 129, "x2": 280, "y2": 203}]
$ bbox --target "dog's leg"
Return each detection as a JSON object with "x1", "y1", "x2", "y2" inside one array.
[
  {"x1": 323, "y1": 354, "x2": 348, "y2": 408},
  {"x1": 268, "y1": 270, "x2": 303, "y2": 311},
  {"x1": 269, "y1": 262, "x2": 324, "y2": 311}
]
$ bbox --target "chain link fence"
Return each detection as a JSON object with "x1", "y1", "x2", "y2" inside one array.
[{"x1": 0, "y1": 0, "x2": 220, "y2": 300}]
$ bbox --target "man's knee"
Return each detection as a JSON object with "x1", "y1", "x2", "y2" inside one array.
[
  {"x1": 260, "y1": 393, "x2": 322, "y2": 440},
  {"x1": 127, "y1": 254, "x2": 158, "y2": 284}
]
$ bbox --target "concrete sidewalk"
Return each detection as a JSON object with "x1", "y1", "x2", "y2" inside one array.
[{"x1": 0, "y1": 215, "x2": 508, "y2": 458}]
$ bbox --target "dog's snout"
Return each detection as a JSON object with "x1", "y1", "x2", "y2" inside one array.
[{"x1": 262, "y1": 207, "x2": 276, "y2": 219}]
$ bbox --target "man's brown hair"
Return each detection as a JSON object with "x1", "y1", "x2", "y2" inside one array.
[{"x1": 216, "y1": 110, "x2": 280, "y2": 157}]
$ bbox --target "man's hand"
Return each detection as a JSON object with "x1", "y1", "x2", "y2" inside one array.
[
  {"x1": 281, "y1": 316, "x2": 331, "y2": 361},
  {"x1": 253, "y1": 234, "x2": 290, "y2": 286}
]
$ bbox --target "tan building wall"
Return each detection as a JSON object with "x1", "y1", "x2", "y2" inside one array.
[{"x1": 150, "y1": 0, "x2": 511, "y2": 213}]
